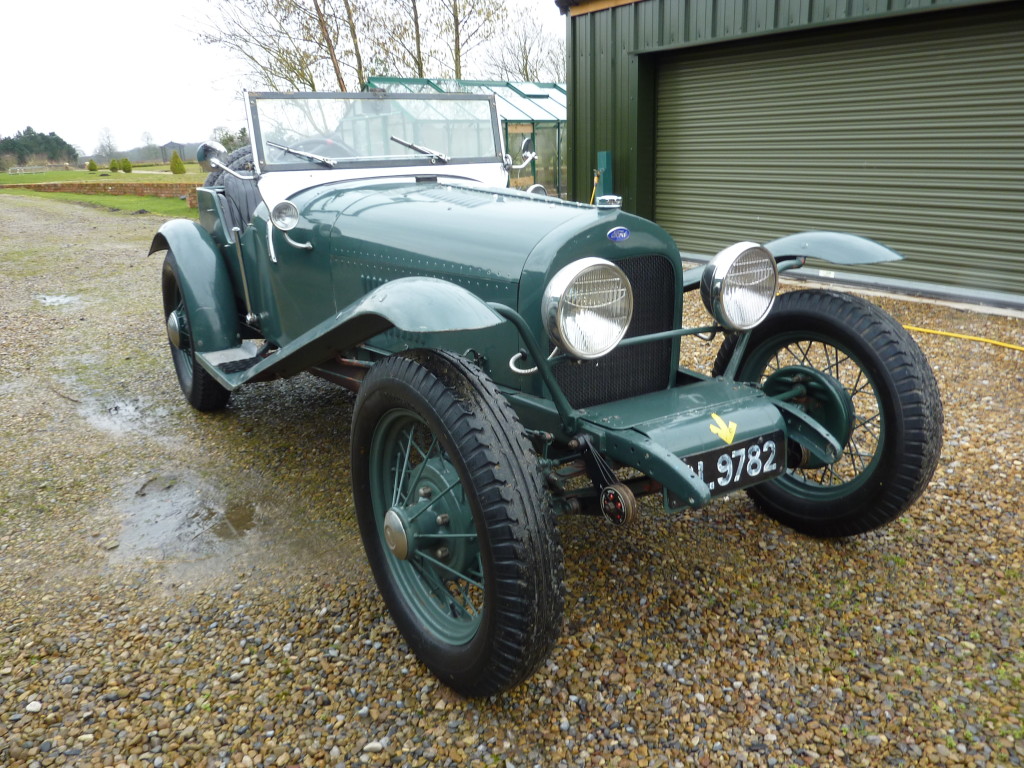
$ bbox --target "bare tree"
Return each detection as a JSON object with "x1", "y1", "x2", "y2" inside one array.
[
  {"x1": 435, "y1": 0, "x2": 507, "y2": 79},
  {"x1": 545, "y1": 34, "x2": 566, "y2": 82},
  {"x1": 406, "y1": 0, "x2": 428, "y2": 77},
  {"x1": 357, "y1": 0, "x2": 443, "y2": 79},
  {"x1": 389, "y1": 0, "x2": 432, "y2": 78},
  {"x1": 201, "y1": 0, "x2": 515, "y2": 89},
  {"x1": 313, "y1": 0, "x2": 349, "y2": 90},
  {"x1": 487, "y1": 16, "x2": 563, "y2": 81},
  {"x1": 202, "y1": 0, "x2": 324, "y2": 90},
  {"x1": 139, "y1": 131, "x2": 161, "y2": 162},
  {"x1": 94, "y1": 128, "x2": 117, "y2": 161},
  {"x1": 203, "y1": 0, "x2": 378, "y2": 91}
]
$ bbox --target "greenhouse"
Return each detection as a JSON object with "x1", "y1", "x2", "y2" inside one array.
[{"x1": 364, "y1": 77, "x2": 567, "y2": 198}]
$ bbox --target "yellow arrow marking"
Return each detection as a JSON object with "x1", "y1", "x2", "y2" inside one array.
[{"x1": 709, "y1": 413, "x2": 738, "y2": 445}]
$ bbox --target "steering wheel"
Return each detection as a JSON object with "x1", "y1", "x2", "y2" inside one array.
[{"x1": 293, "y1": 136, "x2": 357, "y2": 158}]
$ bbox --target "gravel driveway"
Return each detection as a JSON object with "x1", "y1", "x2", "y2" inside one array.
[{"x1": 0, "y1": 194, "x2": 1021, "y2": 768}]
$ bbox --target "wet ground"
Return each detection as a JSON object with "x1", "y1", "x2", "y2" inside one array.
[
  {"x1": 0, "y1": 196, "x2": 370, "y2": 609},
  {"x1": 1, "y1": 194, "x2": 1022, "y2": 767}
]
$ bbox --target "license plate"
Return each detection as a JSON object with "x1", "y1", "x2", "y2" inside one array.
[{"x1": 685, "y1": 432, "x2": 785, "y2": 495}]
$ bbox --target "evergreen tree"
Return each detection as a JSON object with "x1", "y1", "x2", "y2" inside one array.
[
  {"x1": 87, "y1": 159, "x2": 98, "y2": 172},
  {"x1": 0, "y1": 126, "x2": 79, "y2": 165},
  {"x1": 110, "y1": 159, "x2": 121, "y2": 172},
  {"x1": 169, "y1": 151, "x2": 186, "y2": 174},
  {"x1": 121, "y1": 158, "x2": 133, "y2": 173}
]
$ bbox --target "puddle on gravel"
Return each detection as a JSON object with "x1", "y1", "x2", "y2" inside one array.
[
  {"x1": 110, "y1": 473, "x2": 257, "y2": 563},
  {"x1": 35, "y1": 294, "x2": 81, "y2": 306},
  {"x1": 82, "y1": 396, "x2": 167, "y2": 437},
  {"x1": 109, "y1": 472, "x2": 366, "y2": 578}
]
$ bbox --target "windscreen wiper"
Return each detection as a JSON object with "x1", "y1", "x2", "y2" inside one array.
[
  {"x1": 267, "y1": 141, "x2": 337, "y2": 168},
  {"x1": 390, "y1": 135, "x2": 450, "y2": 164}
]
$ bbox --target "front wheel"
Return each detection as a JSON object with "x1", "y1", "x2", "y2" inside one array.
[
  {"x1": 713, "y1": 289, "x2": 943, "y2": 537},
  {"x1": 351, "y1": 350, "x2": 565, "y2": 696},
  {"x1": 161, "y1": 250, "x2": 231, "y2": 412}
]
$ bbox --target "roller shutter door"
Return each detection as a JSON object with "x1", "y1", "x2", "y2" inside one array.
[{"x1": 655, "y1": 4, "x2": 1024, "y2": 294}]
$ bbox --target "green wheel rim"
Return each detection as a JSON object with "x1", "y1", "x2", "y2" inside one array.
[
  {"x1": 367, "y1": 408, "x2": 484, "y2": 645},
  {"x1": 742, "y1": 333, "x2": 885, "y2": 501}
]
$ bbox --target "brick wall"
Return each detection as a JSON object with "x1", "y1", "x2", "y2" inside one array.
[{"x1": 0, "y1": 181, "x2": 199, "y2": 208}]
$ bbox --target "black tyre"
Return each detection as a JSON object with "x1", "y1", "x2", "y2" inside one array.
[
  {"x1": 161, "y1": 250, "x2": 231, "y2": 412},
  {"x1": 203, "y1": 146, "x2": 253, "y2": 187},
  {"x1": 713, "y1": 289, "x2": 942, "y2": 537},
  {"x1": 351, "y1": 350, "x2": 564, "y2": 696},
  {"x1": 203, "y1": 147, "x2": 260, "y2": 234}
]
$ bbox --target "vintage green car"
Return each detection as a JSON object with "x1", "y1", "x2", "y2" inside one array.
[{"x1": 150, "y1": 91, "x2": 942, "y2": 696}]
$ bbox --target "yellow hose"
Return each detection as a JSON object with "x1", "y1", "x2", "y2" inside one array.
[
  {"x1": 903, "y1": 325, "x2": 1024, "y2": 353},
  {"x1": 589, "y1": 170, "x2": 600, "y2": 205}
]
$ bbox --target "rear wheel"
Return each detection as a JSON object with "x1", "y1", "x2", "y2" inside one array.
[
  {"x1": 203, "y1": 147, "x2": 259, "y2": 233},
  {"x1": 713, "y1": 289, "x2": 942, "y2": 537},
  {"x1": 161, "y1": 250, "x2": 231, "y2": 412},
  {"x1": 351, "y1": 350, "x2": 564, "y2": 696}
]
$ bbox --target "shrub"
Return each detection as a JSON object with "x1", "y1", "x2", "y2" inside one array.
[
  {"x1": 121, "y1": 158, "x2": 132, "y2": 173},
  {"x1": 87, "y1": 159, "x2": 98, "y2": 172},
  {"x1": 169, "y1": 151, "x2": 186, "y2": 174},
  {"x1": 109, "y1": 159, "x2": 120, "y2": 172}
]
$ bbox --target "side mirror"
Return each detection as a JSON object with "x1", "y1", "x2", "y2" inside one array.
[
  {"x1": 526, "y1": 183, "x2": 548, "y2": 196},
  {"x1": 196, "y1": 141, "x2": 228, "y2": 172},
  {"x1": 510, "y1": 136, "x2": 538, "y2": 171}
]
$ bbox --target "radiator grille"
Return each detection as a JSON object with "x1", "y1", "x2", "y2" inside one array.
[{"x1": 553, "y1": 254, "x2": 676, "y2": 409}]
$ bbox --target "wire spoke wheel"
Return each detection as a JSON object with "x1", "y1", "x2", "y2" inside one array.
[
  {"x1": 352, "y1": 350, "x2": 564, "y2": 696},
  {"x1": 714, "y1": 289, "x2": 942, "y2": 537},
  {"x1": 757, "y1": 337, "x2": 883, "y2": 494},
  {"x1": 368, "y1": 410, "x2": 484, "y2": 644}
]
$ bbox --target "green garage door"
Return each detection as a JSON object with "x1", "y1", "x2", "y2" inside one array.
[{"x1": 655, "y1": 4, "x2": 1024, "y2": 294}]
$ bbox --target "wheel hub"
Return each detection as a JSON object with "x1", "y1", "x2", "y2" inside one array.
[
  {"x1": 763, "y1": 365, "x2": 855, "y2": 468},
  {"x1": 383, "y1": 507, "x2": 410, "y2": 560},
  {"x1": 166, "y1": 310, "x2": 184, "y2": 349}
]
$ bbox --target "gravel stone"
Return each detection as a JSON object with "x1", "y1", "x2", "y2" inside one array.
[{"x1": 1, "y1": 194, "x2": 1023, "y2": 767}]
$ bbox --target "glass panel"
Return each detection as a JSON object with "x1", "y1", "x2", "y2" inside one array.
[{"x1": 250, "y1": 94, "x2": 500, "y2": 169}]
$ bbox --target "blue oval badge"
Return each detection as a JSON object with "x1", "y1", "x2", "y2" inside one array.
[{"x1": 607, "y1": 226, "x2": 631, "y2": 243}]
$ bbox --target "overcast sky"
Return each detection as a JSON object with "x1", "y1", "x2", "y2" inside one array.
[{"x1": 1, "y1": 0, "x2": 567, "y2": 155}]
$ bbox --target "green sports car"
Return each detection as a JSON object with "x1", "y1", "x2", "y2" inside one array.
[{"x1": 151, "y1": 91, "x2": 943, "y2": 696}]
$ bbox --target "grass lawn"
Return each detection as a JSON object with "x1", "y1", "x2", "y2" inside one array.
[
  {"x1": 0, "y1": 165, "x2": 207, "y2": 185},
  {"x1": 0, "y1": 187, "x2": 198, "y2": 219}
]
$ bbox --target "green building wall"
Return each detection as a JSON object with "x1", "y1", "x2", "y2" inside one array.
[{"x1": 564, "y1": 0, "x2": 1008, "y2": 214}]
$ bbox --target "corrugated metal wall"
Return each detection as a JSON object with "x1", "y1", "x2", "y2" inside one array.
[
  {"x1": 566, "y1": 0, "x2": 1005, "y2": 212},
  {"x1": 653, "y1": 3, "x2": 1024, "y2": 291}
]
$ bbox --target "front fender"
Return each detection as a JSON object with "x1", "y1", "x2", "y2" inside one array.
[
  {"x1": 354, "y1": 277, "x2": 505, "y2": 335},
  {"x1": 151, "y1": 219, "x2": 240, "y2": 353},
  {"x1": 200, "y1": 277, "x2": 506, "y2": 387},
  {"x1": 765, "y1": 231, "x2": 903, "y2": 265}
]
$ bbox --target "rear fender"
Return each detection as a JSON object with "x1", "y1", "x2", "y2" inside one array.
[
  {"x1": 150, "y1": 219, "x2": 240, "y2": 353},
  {"x1": 765, "y1": 231, "x2": 903, "y2": 265}
]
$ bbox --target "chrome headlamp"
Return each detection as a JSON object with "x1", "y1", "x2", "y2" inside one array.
[
  {"x1": 270, "y1": 201, "x2": 300, "y2": 231},
  {"x1": 700, "y1": 242, "x2": 779, "y2": 331},
  {"x1": 543, "y1": 258, "x2": 633, "y2": 359}
]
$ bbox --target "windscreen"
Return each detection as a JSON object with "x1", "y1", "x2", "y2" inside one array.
[{"x1": 249, "y1": 92, "x2": 502, "y2": 170}]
